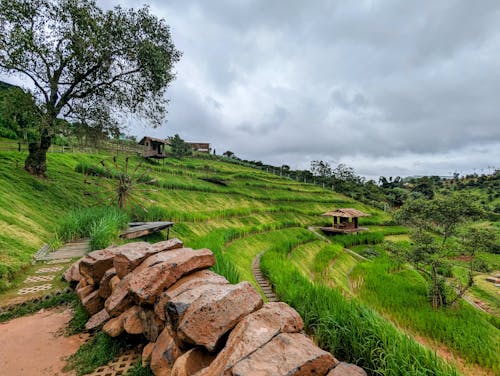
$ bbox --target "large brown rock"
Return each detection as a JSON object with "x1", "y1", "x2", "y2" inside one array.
[
  {"x1": 76, "y1": 284, "x2": 94, "y2": 301},
  {"x1": 197, "y1": 302, "x2": 304, "y2": 376},
  {"x1": 171, "y1": 348, "x2": 215, "y2": 376},
  {"x1": 109, "y1": 275, "x2": 121, "y2": 292},
  {"x1": 82, "y1": 290, "x2": 104, "y2": 315},
  {"x1": 155, "y1": 270, "x2": 228, "y2": 321},
  {"x1": 142, "y1": 342, "x2": 155, "y2": 368},
  {"x1": 327, "y1": 362, "x2": 367, "y2": 376},
  {"x1": 128, "y1": 248, "x2": 215, "y2": 304},
  {"x1": 85, "y1": 308, "x2": 110, "y2": 331},
  {"x1": 122, "y1": 305, "x2": 144, "y2": 335},
  {"x1": 105, "y1": 274, "x2": 133, "y2": 317},
  {"x1": 139, "y1": 308, "x2": 165, "y2": 342},
  {"x1": 150, "y1": 325, "x2": 183, "y2": 376},
  {"x1": 98, "y1": 268, "x2": 117, "y2": 299},
  {"x1": 79, "y1": 247, "x2": 119, "y2": 285},
  {"x1": 166, "y1": 283, "x2": 226, "y2": 327},
  {"x1": 177, "y1": 282, "x2": 263, "y2": 352},
  {"x1": 231, "y1": 333, "x2": 337, "y2": 376},
  {"x1": 113, "y1": 241, "x2": 181, "y2": 278},
  {"x1": 102, "y1": 315, "x2": 124, "y2": 337},
  {"x1": 63, "y1": 260, "x2": 81, "y2": 283}
]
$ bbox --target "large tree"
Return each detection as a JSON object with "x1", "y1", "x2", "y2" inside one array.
[{"x1": 0, "y1": 0, "x2": 181, "y2": 176}]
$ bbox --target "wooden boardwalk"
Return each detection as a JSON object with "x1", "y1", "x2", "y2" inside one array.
[
  {"x1": 252, "y1": 253, "x2": 278, "y2": 302},
  {"x1": 120, "y1": 221, "x2": 173, "y2": 239}
]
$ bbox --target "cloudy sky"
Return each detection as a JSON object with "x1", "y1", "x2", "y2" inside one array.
[{"x1": 6, "y1": 1, "x2": 500, "y2": 179}]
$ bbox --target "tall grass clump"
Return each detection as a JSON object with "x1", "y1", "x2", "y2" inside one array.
[
  {"x1": 58, "y1": 207, "x2": 129, "y2": 250},
  {"x1": 332, "y1": 232, "x2": 384, "y2": 248},
  {"x1": 260, "y1": 242, "x2": 460, "y2": 376},
  {"x1": 312, "y1": 243, "x2": 344, "y2": 274}
]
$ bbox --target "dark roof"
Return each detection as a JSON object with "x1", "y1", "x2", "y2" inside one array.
[
  {"x1": 322, "y1": 208, "x2": 370, "y2": 218},
  {"x1": 138, "y1": 136, "x2": 167, "y2": 145}
]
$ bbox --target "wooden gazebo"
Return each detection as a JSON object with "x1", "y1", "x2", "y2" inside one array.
[{"x1": 320, "y1": 208, "x2": 370, "y2": 234}]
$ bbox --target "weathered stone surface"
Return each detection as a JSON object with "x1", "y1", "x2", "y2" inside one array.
[
  {"x1": 166, "y1": 283, "x2": 226, "y2": 327},
  {"x1": 150, "y1": 325, "x2": 183, "y2": 376},
  {"x1": 122, "y1": 305, "x2": 144, "y2": 335},
  {"x1": 85, "y1": 308, "x2": 110, "y2": 331},
  {"x1": 98, "y1": 268, "x2": 116, "y2": 299},
  {"x1": 139, "y1": 308, "x2": 165, "y2": 342},
  {"x1": 177, "y1": 282, "x2": 263, "y2": 352},
  {"x1": 197, "y1": 302, "x2": 303, "y2": 376},
  {"x1": 109, "y1": 275, "x2": 120, "y2": 292},
  {"x1": 105, "y1": 274, "x2": 133, "y2": 317},
  {"x1": 112, "y1": 241, "x2": 155, "y2": 278},
  {"x1": 129, "y1": 248, "x2": 215, "y2": 304},
  {"x1": 171, "y1": 348, "x2": 215, "y2": 376},
  {"x1": 63, "y1": 260, "x2": 81, "y2": 283},
  {"x1": 231, "y1": 333, "x2": 337, "y2": 376},
  {"x1": 102, "y1": 315, "x2": 124, "y2": 337},
  {"x1": 76, "y1": 284, "x2": 94, "y2": 301},
  {"x1": 327, "y1": 362, "x2": 366, "y2": 376},
  {"x1": 155, "y1": 270, "x2": 229, "y2": 320},
  {"x1": 142, "y1": 342, "x2": 155, "y2": 368},
  {"x1": 82, "y1": 290, "x2": 104, "y2": 315},
  {"x1": 79, "y1": 248, "x2": 119, "y2": 285}
]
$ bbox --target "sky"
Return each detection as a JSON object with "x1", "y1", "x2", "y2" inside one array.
[{"x1": 4, "y1": 1, "x2": 500, "y2": 180}]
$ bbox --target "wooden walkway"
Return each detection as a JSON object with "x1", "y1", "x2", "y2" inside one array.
[
  {"x1": 252, "y1": 253, "x2": 278, "y2": 302},
  {"x1": 120, "y1": 221, "x2": 173, "y2": 239}
]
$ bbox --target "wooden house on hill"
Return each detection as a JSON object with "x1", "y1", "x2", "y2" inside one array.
[
  {"x1": 138, "y1": 136, "x2": 168, "y2": 159},
  {"x1": 320, "y1": 208, "x2": 369, "y2": 234},
  {"x1": 188, "y1": 142, "x2": 210, "y2": 153}
]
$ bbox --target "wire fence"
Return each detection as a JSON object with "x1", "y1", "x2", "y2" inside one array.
[{"x1": 0, "y1": 139, "x2": 142, "y2": 155}]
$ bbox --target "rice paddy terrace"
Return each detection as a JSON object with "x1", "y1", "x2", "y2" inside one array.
[{"x1": 0, "y1": 150, "x2": 498, "y2": 375}]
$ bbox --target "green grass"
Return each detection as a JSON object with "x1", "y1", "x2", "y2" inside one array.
[
  {"x1": 351, "y1": 256, "x2": 500, "y2": 371},
  {"x1": 260, "y1": 237, "x2": 460, "y2": 376},
  {"x1": 2, "y1": 149, "x2": 498, "y2": 374}
]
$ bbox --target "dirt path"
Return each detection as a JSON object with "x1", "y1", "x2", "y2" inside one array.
[{"x1": 0, "y1": 308, "x2": 84, "y2": 376}]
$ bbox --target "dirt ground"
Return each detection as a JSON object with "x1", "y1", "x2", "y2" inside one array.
[{"x1": 0, "y1": 307, "x2": 84, "y2": 375}]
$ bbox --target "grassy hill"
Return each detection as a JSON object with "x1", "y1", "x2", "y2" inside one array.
[{"x1": 0, "y1": 150, "x2": 498, "y2": 375}]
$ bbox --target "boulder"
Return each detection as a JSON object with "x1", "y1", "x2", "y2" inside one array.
[
  {"x1": 155, "y1": 270, "x2": 229, "y2": 320},
  {"x1": 128, "y1": 248, "x2": 215, "y2": 304},
  {"x1": 197, "y1": 302, "x2": 303, "y2": 376},
  {"x1": 63, "y1": 260, "x2": 81, "y2": 283},
  {"x1": 166, "y1": 283, "x2": 226, "y2": 327},
  {"x1": 85, "y1": 308, "x2": 110, "y2": 331},
  {"x1": 327, "y1": 362, "x2": 367, "y2": 376},
  {"x1": 142, "y1": 342, "x2": 155, "y2": 368},
  {"x1": 76, "y1": 284, "x2": 94, "y2": 301},
  {"x1": 150, "y1": 325, "x2": 183, "y2": 376},
  {"x1": 112, "y1": 241, "x2": 156, "y2": 278},
  {"x1": 171, "y1": 348, "x2": 215, "y2": 376},
  {"x1": 79, "y1": 247, "x2": 119, "y2": 285},
  {"x1": 102, "y1": 315, "x2": 124, "y2": 337},
  {"x1": 82, "y1": 290, "x2": 104, "y2": 315},
  {"x1": 105, "y1": 274, "x2": 133, "y2": 317},
  {"x1": 122, "y1": 305, "x2": 144, "y2": 335},
  {"x1": 98, "y1": 268, "x2": 117, "y2": 299},
  {"x1": 109, "y1": 275, "x2": 121, "y2": 292},
  {"x1": 177, "y1": 282, "x2": 263, "y2": 352},
  {"x1": 139, "y1": 308, "x2": 165, "y2": 342},
  {"x1": 231, "y1": 332, "x2": 337, "y2": 376}
]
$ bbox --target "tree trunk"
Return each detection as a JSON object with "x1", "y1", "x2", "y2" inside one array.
[{"x1": 24, "y1": 132, "x2": 51, "y2": 177}]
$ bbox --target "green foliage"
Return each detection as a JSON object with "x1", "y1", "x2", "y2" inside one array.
[
  {"x1": 332, "y1": 232, "x2": 384, "y2": 248},
  {"x1": 0, "y1": 290, "x2": 77, "y2": 322},
  {"x1": 169, "y1": 134, "x2": 192, "y2": 158},
  {"x1": 312, "y1": 244, "x2": 343, "y2": 274},
  {"x1": 66, "y1": 299, "x2": 90, "y2": 335},
  {"x1": 261, "y1": 241, "x2": 460, "y2": 376},
  {"x1": 64, "y1": 332, "x2": 129, "y2": 376},
  {"x1": 57, "y1": 206, "x2": 129, "y2": 250}
]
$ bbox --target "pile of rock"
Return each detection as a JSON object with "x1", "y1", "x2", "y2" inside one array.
[{"x1": 64, "y1": 239, "x2": 366, "y2": 376}]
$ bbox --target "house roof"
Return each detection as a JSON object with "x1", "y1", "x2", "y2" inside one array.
[
  {"x1": 322, "y1": 208, "x2": 370, "y2": 218},
  {"x1": 138, "y1": 136, "x2": 167, "y2": 145}
]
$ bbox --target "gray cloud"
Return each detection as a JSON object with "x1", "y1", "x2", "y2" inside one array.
[{"x1": 3, "y1": 0, "x2": 499, "y2": 178}]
